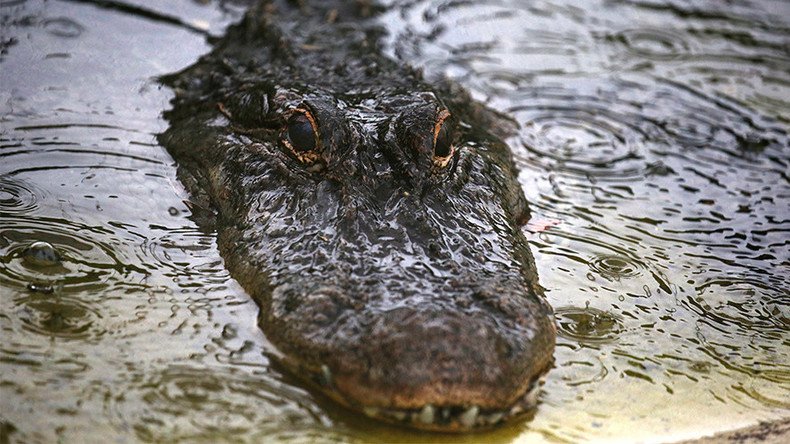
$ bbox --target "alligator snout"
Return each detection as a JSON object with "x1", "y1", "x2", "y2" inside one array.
[
  {"x1": 333, "y1": 307, "x2": 553, "y2": 430},
  {"x1": 266, "y1": 271, "x2": 555, "y2": 431}
]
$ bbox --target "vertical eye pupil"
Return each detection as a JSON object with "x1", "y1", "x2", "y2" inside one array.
[
  {"x1": 287, "y1": 114, "x2": 317, "y2": 152},
  {"x1": 434, "y1": 123, "x2": 451, "y2": 158}
]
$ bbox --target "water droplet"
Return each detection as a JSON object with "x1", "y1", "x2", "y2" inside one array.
[
  {"x1": 22, "y1": 241, "x2": 62, "y2": 267},
  {"x1": 589, "y1": 254, "x2": 646, "y2": 281},
  {"x1": 555, "y1": 306, "x2": 624, "y2": 344}
]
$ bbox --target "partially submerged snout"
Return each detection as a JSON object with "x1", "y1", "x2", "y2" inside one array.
[
  {"x1": 328, "y1": 308, "x2": 554, "y2": 431},
  {"x1": 266, "y1": 270, "x2": 556, "y2": 432}
]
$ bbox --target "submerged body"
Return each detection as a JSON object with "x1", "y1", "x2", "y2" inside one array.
[{"x1": 160, "y1": 0, "x2": 555, "y2": 431}]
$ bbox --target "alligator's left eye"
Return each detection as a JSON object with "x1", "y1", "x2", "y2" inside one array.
[
  {"x1": 433, "y1": 109, "x2": 454, "y2": 168},
  {"x1": 282, "y1": 109, "x2": 321, "y2": 163}
]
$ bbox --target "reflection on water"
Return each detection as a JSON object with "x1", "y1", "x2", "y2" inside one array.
[
  {"x1": 101, "y1": 364, "x2": 337, "y2": 442},
  {"x1": 1, "y1": 0, "x2": 788, "y2": 442}
]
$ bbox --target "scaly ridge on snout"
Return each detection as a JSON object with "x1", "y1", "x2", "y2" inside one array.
[{"x1": 160, "y1": 0, "x2": 556, "y2": 432}]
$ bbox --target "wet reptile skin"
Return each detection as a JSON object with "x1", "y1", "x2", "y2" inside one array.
[{"x1": 159, "y1": 0, "x2": 556, "y2": 432}]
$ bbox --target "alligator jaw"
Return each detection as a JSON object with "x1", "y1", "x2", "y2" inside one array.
[
  {"x1": 305, "y1": 364, "x2": 551, "y2": 432},
  {"x1": 361, "y1": 378, "x2": 547, "y2": 432}
]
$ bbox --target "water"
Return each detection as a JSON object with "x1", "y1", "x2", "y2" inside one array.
[{"x1": 1, "y1": 0, "x2": 788, "y2": 442}]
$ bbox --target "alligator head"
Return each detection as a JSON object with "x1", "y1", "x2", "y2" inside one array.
[{"x1": 160, "y1": 0, "x2": 555, "y2": 432}]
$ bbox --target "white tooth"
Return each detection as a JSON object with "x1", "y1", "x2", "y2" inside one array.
[
  {"x1": 459, "y1": 405, "x2": 479, "y2": 428},
  {"x1": 363, "y1": 407, "x2": 379, "y2": 417},
  {"x1": 487, "y1": 412, "x2": 504, "y2": 424},
  {"x1": 525, "y1": 385, "x2": 540, "y2": 406},
  {"x1": 320, "y1": 365, "x2": 332, "y2": 385},
  {"x1": 392, "y1": 411, "x2": 407, "y2": 421},
  {"x1": 509, "y1": 405, "x2": 523, "y2": 416},
  {"x1": 441, "y1": 407, "x2": 450, "y2": 420},
  {"x1": 418, "y1": 404, "x2": 435, "y2": 424}
]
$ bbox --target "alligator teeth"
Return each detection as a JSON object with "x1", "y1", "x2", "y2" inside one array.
[
  {"x1": 509, "y1": 404, "x2": 524, "y2": 416},
  {"x1": 353, "y1": 378, "x2": 548, "y2": 429},
  {"x1": 486, "y1": 412, "x2": 504, "y2": 425},
  {"x1": 319, "y1": 365, "x2": 332, "y2": 386},
  {"x1": 356, "y1": 402, "x2": 535, "y2": 429},
  {"x1": 459, "y1": 405, "x2": 479, "y2": 428},
  {"x1": 525, "y1": 383, "x2": 540, "y2": 406},
  {"x1": 418, "y1": 404, "x2": 435, "y2": 424}
]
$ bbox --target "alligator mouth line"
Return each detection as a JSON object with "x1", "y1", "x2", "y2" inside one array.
[
  {"x1": 357, "y1": 379, "x2": 546, "y2": 432},
  {"x1": 294, "y1": 361, "x2": 552, "y2": 432}
]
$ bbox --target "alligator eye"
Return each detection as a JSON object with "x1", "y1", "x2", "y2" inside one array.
[
  {"x1": 433, "y1": 109, "x2": 454, "y2": 167},
  {"x1": 283, "y1": 109, "x2": 320, "y2": 163}
]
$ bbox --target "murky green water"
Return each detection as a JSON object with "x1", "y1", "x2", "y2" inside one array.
[{"x1": 1, "y1": 0, "x2": 788, "y2": 442}]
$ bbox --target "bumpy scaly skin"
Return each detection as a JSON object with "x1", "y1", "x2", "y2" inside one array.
[{"x1": 160, "y1": 0, "x2": 556, "y2": 432}]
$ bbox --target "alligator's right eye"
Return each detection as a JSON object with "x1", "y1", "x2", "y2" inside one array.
[
  {"x1": 432, "y1": 109, "x2": 454, "y2": 168},
  {"x1": 287, "y1": 114, "x2": 317, "y2": 152},
  {"x1": 282, "y1": 109, "x2": 321, "y2": 163}
]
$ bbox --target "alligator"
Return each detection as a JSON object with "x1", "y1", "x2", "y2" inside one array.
[{"x1": 159, "y1": 0, "x2": 556, "y2": 432}]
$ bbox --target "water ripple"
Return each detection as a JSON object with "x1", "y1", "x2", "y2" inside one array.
[
  {"x1": 0, "y1": 176, "x2": 42, "y2": 215},
  {"x1": 555, "y1": 306, "x2": 625, "y2": 344},
  {"x1": 687, "y1": 277, "x2": 789, "y2": 336},
  {"x1": 103, "y1": 365, "x2": 332, "y2": 441},
  {"x1": 510, "y1": 76, "x2": 786, "y2": 182},
  {"x1": 588, "y1": 254, "x2": 647, "y2": 281},
  {"x1": 14, "y1": 292, "x2": 105, "y2": 340},
  {"x1": 143, "y1": 226, "x2": 223, "y2": 277},
  {"x1": 519, "y1": 109, "x2": 645, "y2": 179},
  {"x1": 612, "y1": 28, "x2": 693, "y2": 60}
]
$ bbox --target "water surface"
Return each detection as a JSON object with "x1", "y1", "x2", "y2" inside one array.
[{"x1": 1, "y1": 0, "x2": 788, "y2": 442}]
